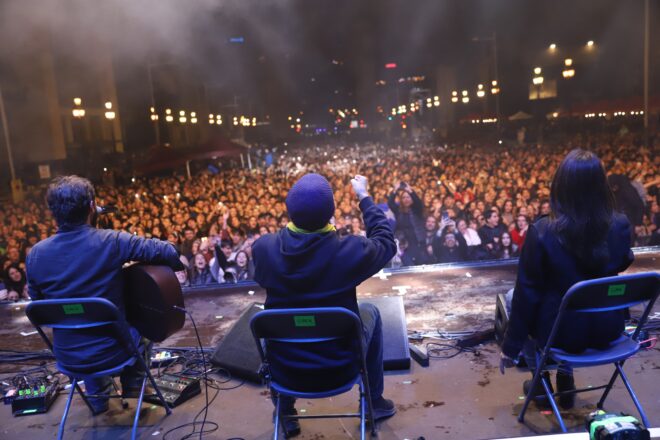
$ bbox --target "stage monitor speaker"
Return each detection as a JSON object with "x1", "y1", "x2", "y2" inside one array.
[
  {"x1": 361, "y1": 296, "x2": 410, "y2": 370},
  {"x1": 210, "y1": 302, "x2": 264, "y2": 383},
  {"x1": 494, "y1": 292, "x2": 510, "y2": 345},
  {"x1": 210, "y1": 296, "x2": 411, "y2": 383}
]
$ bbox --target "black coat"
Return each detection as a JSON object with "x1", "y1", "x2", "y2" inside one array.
[
  {"x1": 252, "y1": 197, "x2": 396, "y2": 391},
  {"x1": 501, "y1": 213, "x2": 634, "y2": 358}
]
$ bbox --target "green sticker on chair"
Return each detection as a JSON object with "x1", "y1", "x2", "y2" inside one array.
[
  {"x1": 607, "y1": 284, "x2": 626, "y2": 296},
  {"x1": 62, "y1": 304, "x2": 85, "y2": 315},
  {"x1": 294, "y1": 315, "x2": 316, "y2": 327}
]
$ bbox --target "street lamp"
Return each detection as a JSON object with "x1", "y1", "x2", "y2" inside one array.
[
  {"x1": 461, "y1": 90, "x2": 469, "y2": 104},
  {"x1": 491, "y1": 80, "x2": 500, "y2": 95},
  {"x1": 586, "y1": 40, "x2": 594, "y2": 47},
  {"x1": 451, "y1": 91, "x2": 458, "y2": 103},
  {"x1": 476, "y1": 84, "x2": 485, "y2": 98},
  {"x1": 549, "y1": 43, "x2": 557, "y2": 50},
  {"x1": 532, "y1": 76, "x2": 544, "y2": 85},
  {"x1": 72, "y1": 98, "x2": 85, "y2": 118},
  {"x1": 104, "y1": 101, "x2": 115, "y2": 120}
]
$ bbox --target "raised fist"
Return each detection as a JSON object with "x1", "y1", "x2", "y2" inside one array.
[{"x1": 351, "y1": 175, "x2": 369, "y2": 200}]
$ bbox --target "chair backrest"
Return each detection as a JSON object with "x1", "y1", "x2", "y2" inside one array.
[
  {"x1": 26, "y1": 297, "x2": 123, "y2": 329},
  {"x1": 250, "y1": 307, "x2": 362, "y2": 344},
  {"x1": 546, "y1": 272, "x2": 660, "y2": 351},
  {"x1": 25, "y1": 297, "x2": 135, "y2": 355},
  {"x1": 560, "y1": 272, "x2": 660, "y2": 314}
]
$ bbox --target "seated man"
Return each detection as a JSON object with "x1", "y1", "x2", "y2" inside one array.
[
  {"x1": 26, "y1": 176, "x2": 183, "y2": 414},
  {"x1": 253, "y1": 173, "x2": 397, "y2": 437}
]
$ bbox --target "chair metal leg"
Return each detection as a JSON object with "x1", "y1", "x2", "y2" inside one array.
[
  {"x1": 273, "y1": 395, "x2": 281, "y2": 440},
  {"x1": 111, "y1": 378, "x2": 128, "y2": 409},
  {"x1": 59, "y1": 378, "x2": 78, "y2": 440},
  {"x1": 518, "y1": 364, "x2": 543, "y2": 423},
  {"x1": 616, "y1": 363, "x2": 650, "y2": 428},
  {"x1": 144, "y1": 364, "x2": 172, "y2": 416},
  {"x1": 597, "y1": 366, "x2": 621, "y2": 409},
  {"x1": 130, "y1": 376, "x2": 148, "y2": 440},
  {"x1": 540, "y1": 374, "x2": 567, "y2": 433},
  {"x1": 74, "y1": 380, "x2": 95, "y2": 414},
  {"x1": 359, "y1": 382, "x2": 366, "y2": 440}
]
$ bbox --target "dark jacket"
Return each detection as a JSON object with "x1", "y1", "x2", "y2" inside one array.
[
  {"x1": 26, "y1": 224, "x2": 182, "y2": 370},
  {"x1": 387, "y1": 190, "x2": 426, "y2": 246},
  {"x1": 252, "y1": 197, "x2": 396, "y2": 391},
  {"x1": 501, "y1": 213, "x2": 634, "y2": 358}
]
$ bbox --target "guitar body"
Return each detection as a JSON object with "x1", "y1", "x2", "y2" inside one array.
[{"x1": 123, "y1": 264, "x2": 185, "y2": 342}]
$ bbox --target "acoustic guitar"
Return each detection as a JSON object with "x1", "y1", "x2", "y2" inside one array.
[{"x1": 123, "y1": 264, "x2": 185, "y2": 342}]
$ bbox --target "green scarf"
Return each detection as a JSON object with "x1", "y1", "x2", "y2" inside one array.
[{"x1": 287, "y1": 222, "x2": 336, "y2": 234}]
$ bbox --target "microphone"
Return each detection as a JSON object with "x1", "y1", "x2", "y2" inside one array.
[{"x1": 96, "y1": 205, "x2": 118, "y2": 215}]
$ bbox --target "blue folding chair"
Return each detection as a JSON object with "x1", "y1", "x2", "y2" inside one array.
[
  {"x1": 250, "y1": 307, "x2": 376, "y2": 440},
  {"x1": 25, "y1": 297, "x2": 172, "y2": 440},
  {"x1": 518, "y1": 272, "x2": 660, "y2": 432}
]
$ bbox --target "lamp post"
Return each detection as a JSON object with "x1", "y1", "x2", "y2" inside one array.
[
  {"x1": 146, "y1": 63, "x2": 161, "y2": 145},
  {"x1": 472, "y1": 33, "x2": 501, "y2": 131},
  {"x1": 104, "y1": 101, "x2": 117, "y2": 151},
  {"x1": 643, "y1": 0, "x2": 649, "y2": 148},
  {"x1": 0, "y1": 86, "x2": 17, "y2": 195}
]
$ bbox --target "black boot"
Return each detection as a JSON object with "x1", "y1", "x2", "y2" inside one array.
[
  {"x1": 556, "y1": 371, "x2": 576, "y2": 409},
  {"x1": 273, "y1": 406, "x2": 301, "y2": 438},
  {"x1": 523, "y1": 371, "x2": 554, "y2": 408}
]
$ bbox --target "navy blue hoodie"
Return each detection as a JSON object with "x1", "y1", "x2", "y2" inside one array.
[{"x1": 253, "y1": 196, "x2": 396, "y2": 391}]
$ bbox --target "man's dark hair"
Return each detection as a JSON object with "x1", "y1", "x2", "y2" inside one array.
[
  {"x1": 46, "y1": 176, "x2": 95, "y2": 227},
  {"x1": 486, "y1": 209, "x2": 498, "y2": 221}
]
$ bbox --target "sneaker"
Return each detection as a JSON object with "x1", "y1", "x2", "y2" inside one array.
[
  {"x1": 555, "y1": 371, "x2": 576, "y2": 409},
  {"x1": 371, "y1": 397, "x2": 396, "y2": 421},
  {"x1": 523, "y1": 371, "x2": 554, "y2": 408},
  {"x1": 273, "y1": 407, "x2": 301, "y2": 438}
]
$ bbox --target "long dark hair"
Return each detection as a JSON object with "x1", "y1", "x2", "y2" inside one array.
[{"x1": 549, "y1": 149, "x2": 614, "y2": 270}]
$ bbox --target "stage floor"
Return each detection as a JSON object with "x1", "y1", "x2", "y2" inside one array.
[{"x1": 0, "y1": 249, "x2": 658, "y2": 439}]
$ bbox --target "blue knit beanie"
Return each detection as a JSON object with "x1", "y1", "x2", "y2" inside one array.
[{"x1": 286, "y1": 173, "x2": 335, "y2": 231}]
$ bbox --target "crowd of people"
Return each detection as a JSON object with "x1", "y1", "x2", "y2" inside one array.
[{"x1": 1, "y1": 134, "x2": 658, "y2": 298}]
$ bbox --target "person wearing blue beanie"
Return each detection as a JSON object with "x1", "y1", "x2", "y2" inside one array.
[
  {"x1": 253, "y1": 173, "x2": 397, "y2": 437},
  {"x1": 285, "y1": 173, "x2": 335, "y2": 231}
]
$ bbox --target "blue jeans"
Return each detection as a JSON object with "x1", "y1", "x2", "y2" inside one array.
[
  {"x1": 85, "y1": 341, "x2": 150, "y2": 410},
  {"x1": 504, "y1": 289, "x2": 573, "y2": 375},
  {"x1": 274, "y1": 302, "x2": 385, "y2": 409}
]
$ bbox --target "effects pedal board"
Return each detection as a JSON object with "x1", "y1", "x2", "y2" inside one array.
[
  {"x1": 11, "y1": 379, "x2": 59, "y2": 416},
  {"x1": 144, "y1": 374, "x2": 201, "y2": 408}
]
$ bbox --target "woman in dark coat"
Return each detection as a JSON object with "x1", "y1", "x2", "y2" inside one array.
[
  {"x1": 387, "y1": 182, "x2": 426, "y2": 265},
  {"x1": 500, "y1": 149, "x2": 634, "y2": 409}
]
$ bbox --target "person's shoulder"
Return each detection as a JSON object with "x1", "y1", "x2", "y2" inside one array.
[
  {"x1": 610, "y1": 212, "x2": 632, "y2": 236},
  {"x1": 253, "y1": 231, "x2": 279, "y2": 252},
  {"x1": 528, "y1": 215, "x2": 552, "y2": 241},
  {"x1": 611, "y1": 212, "x2": 631, "y2": 228}
]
